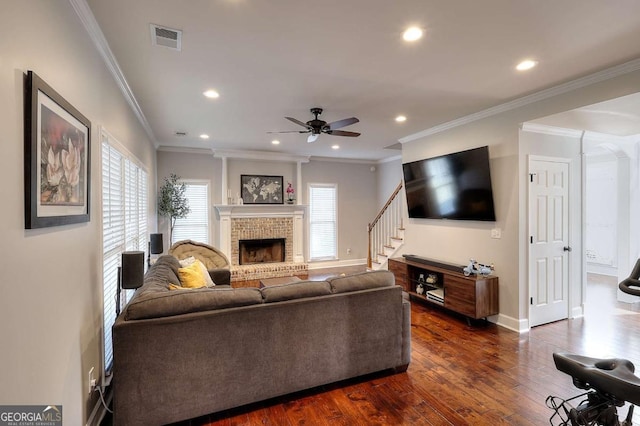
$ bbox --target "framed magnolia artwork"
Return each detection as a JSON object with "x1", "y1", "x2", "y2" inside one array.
[{"x1": 24, "y1": 71, "x2": 91, "y2": 228}]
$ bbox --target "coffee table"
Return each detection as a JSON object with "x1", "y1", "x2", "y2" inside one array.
[{"x1": 259, "y1": 276, "x2": 302, "y2": 288}]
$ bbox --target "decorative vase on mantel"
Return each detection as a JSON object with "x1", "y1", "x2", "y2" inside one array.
[{"x1": 285, "y1": 182, "x2": 295, "y2": 204}]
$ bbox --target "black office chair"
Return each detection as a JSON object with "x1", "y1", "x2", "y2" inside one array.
[{"x1": 619, "y1": 258, "x2": 640, "y2": 297}]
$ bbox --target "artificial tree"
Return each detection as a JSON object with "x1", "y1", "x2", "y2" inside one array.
[{"x1": 158, "y1": 173, "x2": 190, "y2": 243}]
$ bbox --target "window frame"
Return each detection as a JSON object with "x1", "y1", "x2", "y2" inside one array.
[
  {"x1": 308, "y1": 183, "x2": 338, "y2": 261},
  {"x1": 171, "y1": 179, "x2": 211, "y2": 245},
  {"x1": 100, "y1": 128, "x2": 148, "y2": 386}
]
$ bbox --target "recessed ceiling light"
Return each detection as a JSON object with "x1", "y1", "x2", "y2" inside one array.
[
  {"x1": 199, "y1": 134, "x2": 209, "y2": 139},
  {"x1": 516, "y1": 59, "x2": 538, "y2": 71},
  {"x1": 271, "y1": 140, "x2": 280, "y2": 145},
  {"x1": 403, "y1": 27, "x2": 423, "y2": 42},
  {"x1": 331, "y1": 145, "x2": 340, "y2": 150},
  {"x1": 203, "y1": 89, "x2": 219, "y2": 99},
  {"x1": 395, "y1": 115, "x2": 407, "y2": 123}
]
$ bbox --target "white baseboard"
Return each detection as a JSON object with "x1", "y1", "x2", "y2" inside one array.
[
  {"x1": 570, "y1": 305, "x2": 584, "y2": 319},
  {"x1": 496, "y1": 314, "x2": 529, "y2": 333},
  {"x1": 586, "y1": 263, "x2": 617, "y2": 276},
  {"x1": 307, "y1": 258, "x2": 367, "y2": 270}
]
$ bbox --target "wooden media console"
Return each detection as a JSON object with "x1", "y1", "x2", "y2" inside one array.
[{"x1": 388, "y1": 256, "x2": 499, "y2": 320}]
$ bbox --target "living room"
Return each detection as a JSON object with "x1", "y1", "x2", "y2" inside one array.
[{"x1": 2, "y1": 1, "x2": 640, "y2": 425}]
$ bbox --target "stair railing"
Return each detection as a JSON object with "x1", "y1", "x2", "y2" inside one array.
[{"x1": 368, "y1": 181, "x2": 404, "y2": 268}]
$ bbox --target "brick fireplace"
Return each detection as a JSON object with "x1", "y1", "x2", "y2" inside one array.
[{"x1": 215, "y1": 205, "x2": 307, "y2": 281}]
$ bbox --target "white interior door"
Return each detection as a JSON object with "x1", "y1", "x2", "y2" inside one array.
[{"x1": 529, "y1": 157, "x2": 570, "y2": 327}]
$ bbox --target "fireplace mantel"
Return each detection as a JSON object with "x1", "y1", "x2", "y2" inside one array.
[
  {"x1": 215, "y1": 204, "x2": 306, "y2": 264},
  {"x1": 215, "y1": 204, "x2": 307, "y2": 218}
]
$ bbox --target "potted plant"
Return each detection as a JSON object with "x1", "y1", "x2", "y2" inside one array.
[{"x1": 158, "y1": 173, "x2": 190, "y2": 243}]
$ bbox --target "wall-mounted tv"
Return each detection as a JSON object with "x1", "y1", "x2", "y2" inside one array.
[{"x1": 402, "y1": 146, "x2": 496, "y2": 221}]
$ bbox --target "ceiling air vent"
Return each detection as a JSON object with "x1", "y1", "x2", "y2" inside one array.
[{"x1": 150, "y1": 24, "x2": 182, "y2": 51}]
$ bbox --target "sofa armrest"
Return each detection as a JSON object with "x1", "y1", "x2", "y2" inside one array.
[{"x1": 209, "y1": 268, "x2": 231, "y2": 286}]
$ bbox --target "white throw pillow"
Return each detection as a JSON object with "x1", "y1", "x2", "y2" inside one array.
[
  {"x1": 196, "y1": 259, "x2": 216, "y2": 287},
  {"x1": 178, "y1": 256, "x2": 196, "y2": 267}
]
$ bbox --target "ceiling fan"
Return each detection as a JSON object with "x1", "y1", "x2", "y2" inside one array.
[{"x1": 269, "y1": 107, "x2": 360, "y2": 143}]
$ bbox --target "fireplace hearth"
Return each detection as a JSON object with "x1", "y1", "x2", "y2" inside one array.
[{"x1": 239, "y1": 238, "x2": 285, "y2": 265}]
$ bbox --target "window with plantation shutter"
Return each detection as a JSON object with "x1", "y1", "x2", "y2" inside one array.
[
  {"x1": 309, "y1": 184, "x2": 337, "y2": 260},
  {"x1": 101, "y1": 130, "x2": 147, "y2": 385},
  {"x1": 171, "y1": 181, "x2": 210, "y2": 244}
]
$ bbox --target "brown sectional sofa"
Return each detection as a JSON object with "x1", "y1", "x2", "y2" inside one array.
[{"x1": 112, "y1": 255, "x2": 411, "y2": 425}]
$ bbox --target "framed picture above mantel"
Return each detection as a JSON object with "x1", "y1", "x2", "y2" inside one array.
[
  {"x1": 24, "y1": 70, "x2": 91, "y2": 229},
  {"x1": 241, "y1": 175, "x2": 283, "y2": 205}
]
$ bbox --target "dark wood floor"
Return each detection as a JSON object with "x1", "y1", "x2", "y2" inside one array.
[{"x1": 107, "y1": 271, "x2": 640, "y2": 425}]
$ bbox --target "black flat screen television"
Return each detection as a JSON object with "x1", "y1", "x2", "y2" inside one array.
[{"x1": 402, "y1": 146, "x2": 496, "y2": 221}]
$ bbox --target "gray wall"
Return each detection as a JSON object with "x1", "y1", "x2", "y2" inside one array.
[
  {"x1": 156, "y1": 153, "x2": 377, "y2": 264},
  {"x1": 401, "y1": 69, "x2": 640, "y2": 331},
  {"x1": 376, "y1": 157, "x2": 403, "y2": 209},
  {"x1": 0, "y1": 1, "x2": 155, "y2": 423},
  {"x1": 302, "y1": 159, "x2": 378, "y2": 263},
  {"x1": 156, "y1": 150, "x2": 222, "y2": 246}
]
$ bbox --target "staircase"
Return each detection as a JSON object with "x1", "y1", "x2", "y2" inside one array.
[{"x1": 368, "y1": 181, "x2": 405, "y2": 270}]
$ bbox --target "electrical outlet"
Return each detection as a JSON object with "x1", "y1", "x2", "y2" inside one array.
[
  {"x1": 88, "y1": 367, "x2": 95, "y2": 394},
  {"x1": 490, "y1": 228, "x2": 502, "y2": 239},
  {"x1": 346, "y1": 248, "x2": 351, "y2": 255}
]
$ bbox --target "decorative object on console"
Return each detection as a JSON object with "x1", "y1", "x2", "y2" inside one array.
[
  {"x1": 116, "y1": 251, "x2": 144, "y2": 315},
  {"x1": 286, "y1": 182, "x2": 295, "y2": 204},
  {"x1": 24, "y1": 70, "x2": 91, "y2": 229},
  {"x1": 462, "y1": 259, "x2": 494, "y2": 277},
  {"x1": 148, "y1": 233, "x2": 163, "y2": 267},
  {"x1": 241, "y1": 175, "x2": 283, "y2": 204},
  {"x1": 158, "y1": 174, "x2": 190, "y2": 243}
]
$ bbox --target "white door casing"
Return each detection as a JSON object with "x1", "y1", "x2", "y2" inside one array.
[{"x1": 529, "y1": 156, "x2": 571, "y2": 327}]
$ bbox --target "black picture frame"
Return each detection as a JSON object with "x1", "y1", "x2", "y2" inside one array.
[
  {"x1": 241, "y1": 175, "x2": 284, "y2": 204},
  {"x1": 24, "y1": 71, "x2": 91, "y2": 229}
]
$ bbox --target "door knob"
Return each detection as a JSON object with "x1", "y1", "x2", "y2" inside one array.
[{"x1": 563, "y1": 246, "x2": 572, "y2": 252}]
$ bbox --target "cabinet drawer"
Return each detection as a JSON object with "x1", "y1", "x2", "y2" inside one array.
[{"x1": 444, "y1": 277, "x2": 477, "y2": 317}]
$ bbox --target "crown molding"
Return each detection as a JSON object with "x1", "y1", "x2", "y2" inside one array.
[
  {"x1": 400, "y1": 57, "x2": 640, "y2": 144},
  {"x1": 377, "y1": 155, "x2": 402, "y2": 164},
  {"x1": 213, "y1": 149, "x2": 310, "y2": 163},
  {"x1": 157, "y1": 145, "x2": 214, "y2": 155},
  {"x1": 520, "y1": 123, "x2": 584, "y2": 138},
  {"x1": 309, "y1": 156, "x2": 377, "y2": 165},
  {"x1": 69, "y1": 0, "x2": 157, "y2": 145}
]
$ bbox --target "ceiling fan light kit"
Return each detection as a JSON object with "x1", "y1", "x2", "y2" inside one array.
[{"x1": 273, "y1": 107, "x2": 360, "y2": 143}]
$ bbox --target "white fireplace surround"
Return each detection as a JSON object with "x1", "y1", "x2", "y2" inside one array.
[{"x1": 215, "y1": 204, "x2": 306, "y2": 265}]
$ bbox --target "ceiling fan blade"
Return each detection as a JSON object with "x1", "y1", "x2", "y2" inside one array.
[
  {"x1": 267, "y1": 130, "x2": 309, "y2": 134},
  {"x1": 327, "y1": 117, "x2": 359, "y2": 130},
  {"x1": 307, "y1": 133, "x2": 319, "y2": 143},
  {"x1": 325, "y1": 130, "x2": 360, "y2": 137},
  {"x1": 285, "y1": 117, "x2": 312, "y2": 129}
]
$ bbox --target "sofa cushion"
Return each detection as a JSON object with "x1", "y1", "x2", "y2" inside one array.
[
  {"x1": 327, "y1": 270, "x2": 395, "y2": 294},
  {"x1": 261, "y1": 281, "x2": 331, "y2": 303},
  {"x1": 144, "y1": 255, "x2": 182, "y2": 289},
  {"x1": 125, "y1": 287, "x2": 263, "y2": 320}
]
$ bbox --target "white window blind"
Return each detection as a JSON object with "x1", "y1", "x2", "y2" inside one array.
[
  {"x1": 309, "y1": 184, "x2": 337, "y2": 260},
  {"x1": 172, "y1": 181, "x2": 209, "y2": 244},
  {"x1": 101, "y1": 132, "x2": 147, "y2": 383}
]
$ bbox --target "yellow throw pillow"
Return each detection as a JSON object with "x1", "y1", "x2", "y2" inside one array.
[{"x1": 178, "y1": 262, "x2": 208, "y2": 289}]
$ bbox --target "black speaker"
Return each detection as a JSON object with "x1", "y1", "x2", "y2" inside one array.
[
  {"x1": 121, "y1": 251, "x2": 144, "y2": 289},
  {"x1": 150, "y1": 233, "x2": 164, "y2": 254}
]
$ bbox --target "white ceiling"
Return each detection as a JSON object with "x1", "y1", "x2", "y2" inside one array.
[{"x1": 85, "y1": 0, "x2": 640, "y2": 160}]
